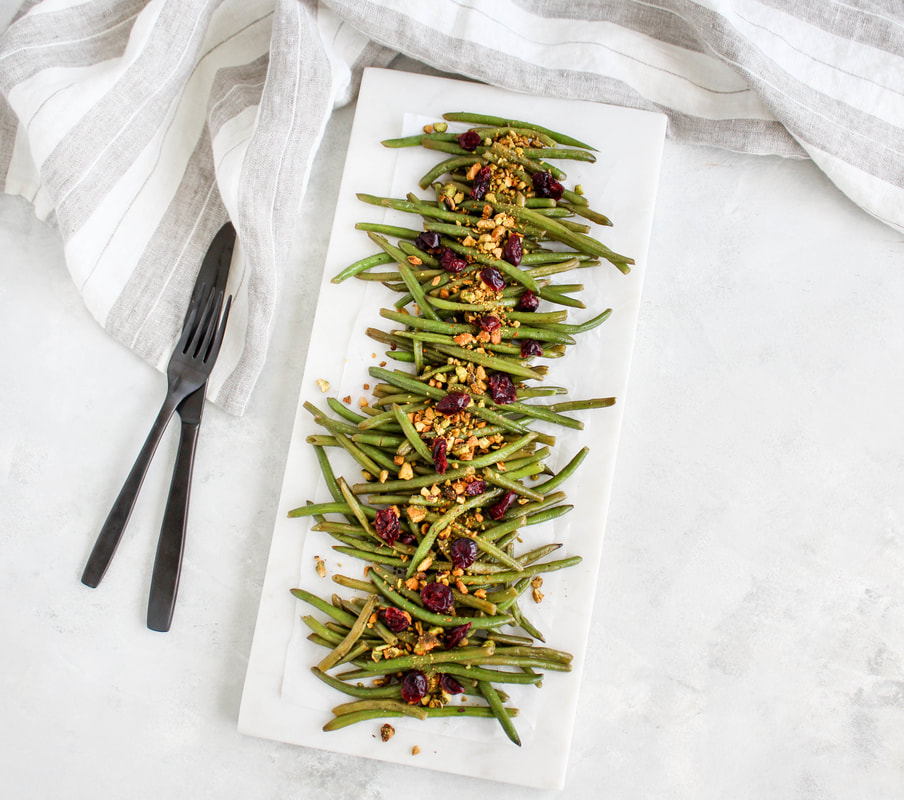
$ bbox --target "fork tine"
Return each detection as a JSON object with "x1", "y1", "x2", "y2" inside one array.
[
  {"x1": 175, "y1": 283, "x2": 210, "y2": 353},
  {"x1": 186, "y1": 286, "x2": 219, "y2": 357},
  {"x1": 202, "y1": 295, "x2": 232, "y2": 364},
  {"x1": 195, "y1": 289, "x2": 225, "y2": 360}
]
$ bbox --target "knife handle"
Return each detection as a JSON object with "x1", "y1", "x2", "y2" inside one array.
[
  {"x1": 81, "y1": 396, "x2": 179, "y2": 588},
  {"x1": 147, "y1": 418, "x2": 200, "y2": 632}
]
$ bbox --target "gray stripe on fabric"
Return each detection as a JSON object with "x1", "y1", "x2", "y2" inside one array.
[
  {"x1": 0, "y1": 93, "x2": 18, "y2": 189},
  {"x1": 106, "y1": 127, "x2": 228, "y2": 368},
  {"x1": 666, "y1": 110, "x2": 806, "y2": 157},
  {"x1": 324, "y1": 0, "x2": 903, "y2": 182},
  {"x1": 665, "y1": 0, "x2": 904, "y2": 184},
  {"x1": 347, "y1": 39, "x2": 397, "y2": 99},
  {"x1": 40, "y1": 0, "x2": 217, "y2": 236},
  {"x1": 207, "y1": 53, "x2": 269, "y2": 140},
  {"x1": 11, "y1": 0, "x2": 45, "y2": 26},
  {"x1": 510, "y1": 0, "x2": 706, "y2": 53},
  {"x1": 0, "y1": 0, "x2": 146, "y2": 90},
  {"x1": 215, "y1": 0, "x2": 334, "y2": 410},
  {"x1": 320, "y1": 0, "x2": 801, "y2": 156},
  {"x1": 755, "y1": 0, "x2": 904, "y2": 57},
  {"x1": 735, "y1": 5, "x2": 904, "y2": 97}
]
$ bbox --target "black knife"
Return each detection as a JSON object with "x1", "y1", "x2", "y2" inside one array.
[{"x1": 146, "y1": 221, "x2": 235, "y2": 632}]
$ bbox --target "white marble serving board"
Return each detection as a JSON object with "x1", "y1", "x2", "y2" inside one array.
[{"x1": 238, "y1": 67, "x2": 666, "y2": 789}]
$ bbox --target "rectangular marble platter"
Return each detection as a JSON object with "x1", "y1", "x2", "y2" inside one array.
[{"x1": 238, "y1": 67, "x2": 667, "y2": 790}]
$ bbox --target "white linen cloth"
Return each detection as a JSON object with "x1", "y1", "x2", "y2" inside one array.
[{"x1": 1, "y1": 0, "x2": 901, "y2": 414}]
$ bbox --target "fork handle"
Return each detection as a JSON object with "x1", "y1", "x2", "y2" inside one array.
[
  {"x1": 81, "y1": 395, "x2": 180, "y2": 588},
  {"x1": 146, "y1": 417, "x2": 199, "y2": 632}
]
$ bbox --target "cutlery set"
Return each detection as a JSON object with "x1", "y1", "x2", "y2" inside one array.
[{"x1": 81, "y1": 222, "x2": 236, "y2": 632}]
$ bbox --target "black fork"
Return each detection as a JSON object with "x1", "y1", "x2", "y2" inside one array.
[{"x1": 81, "y1": 285, "x2": 231, "y2": 589}]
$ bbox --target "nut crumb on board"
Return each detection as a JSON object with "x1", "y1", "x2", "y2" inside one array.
[{"x1": 380, "y1": 724, "x2": 395, "y2": 742}]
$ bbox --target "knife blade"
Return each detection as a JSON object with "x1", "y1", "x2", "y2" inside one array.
[{"x1": 146, "y1": 221, "x2": 235, "y2": 631}]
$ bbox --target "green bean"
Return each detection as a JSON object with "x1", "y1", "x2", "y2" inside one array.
[
  {"x1": 533, "y1": 447, "x2": 588, "y2": 494},
  {"x1": 558, "y1": 200, "x2": 613, "y2": 226},
  {"x1": 482, "y1": 467, "x2": 544, "y2": 502},
  {"x1": 442, "y1": 112, "x2": 597, "y2": 150},
  {"x1": 306, "y1": 406, "x2": 383, "y2": 476},
  {"x1": 331, "y1": 575, "x2": 378, "y2": 594},
  {"x1": 522, "y1": 147, "x2": 596, "y2": 162},
  {"x1": 327, "y1": 397, "x2": 366, "y2": 424},
  {"x1": 478, "y1": 680, "x2": 521, "y2": 746},
  {"x1": 322, "y1": 704, "x2": 518, "y2": 731},
  {"x1": 287, "y1": 501, "x2": 358, "y2": 519},
  {"x1": 317, "y1": 594, "x2": 378, "y2": 671},
  {"x1": 456, "y1": 555, "x2": 582, "y2": 586},
  {"x1": 473, "y1": 535, "x2": 525, "y2": 572},
  {"x1": 354, "y1": 222, "x2": 420, "y2": 240},
  {"x1": 435, "y1": 663, "x2": 542, "y2": 685},
  {"x1": 511, "y1": 604, "x2": 545, "y2": 643},
  {"x1": 301, "y1": 615, "x2": 344, "y2": 645},
  {"x1": 291, "y1": 587, "x2": 359, "y2": 628},
  {"x1": 332, "y1": 251, "x2": 394, "y2": 283},
  {"x1": 350, "y1": 432, "x2": 404, "y2": 449},
  {"x1": 357, "y1": 193, "x2": 476, "y2": 226},
  {"x1": 354, "y1": 267, "x2": 444, "y2": 282},
  {"x1": 471, "y1": 126, "x2": 558, "y2": 148},
  {"x1": 381, "y1": 131, "x2": 460, "y2": 148},
  {"x1": 542, "y1": 308, "x2": 613, "y2": 334},
  {"x1": 331, "y1": 699, "x2": 428, "y2": 721},
  {"x1": 337, "y1": 477, "x2": 379, "y2": 539},
  {"x1": 419, "y1": 137, "x2": 477, "y2": 157},
  {"x1": 547, "y1": 397, "x2": 615, "y2": 413},
  {"x1": 310, "y1": 668, "x2": 402, "y2": 699},
  {"x1": 417, "y1": 156, "x2": 482, "y2": 189},
  {"x1": 538, "y1": 287, "x2": 586, "y2": 308},
  {"x1": 332, "y1": 546, "x2": 406, "y2": 567}
]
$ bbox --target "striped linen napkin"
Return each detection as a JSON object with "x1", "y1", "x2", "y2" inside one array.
[{"x1": 1, "y1": 0, "x2": 901, "y2": 414}]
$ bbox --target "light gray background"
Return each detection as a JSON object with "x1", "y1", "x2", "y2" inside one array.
[{"x1": 1, "y1": 3, "x2": 902, "y2": 797}]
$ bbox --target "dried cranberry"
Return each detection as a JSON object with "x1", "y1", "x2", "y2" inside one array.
[
  {"x1": 435, "y1": 391, "x2": 471, "y2": 415},
  {"x1": 414, "y1": 231, "x2": 441, "y2": 252},
  {"x1": 516, "y1": 289, "x2": 539, "y2": 312},
  {"x1": 458, "y1": 130, "x2": 481, "y2": 151},
  {"x1": 378, "y1": 606, "x2": 412, "y2": 633},
  {"x1": 420, "y1": 582, "x2": 453, "y2": 613},
  {"x1": 532, "y1": 170, "x2": 564, "y2": 200},
  {"x1": 470, "y1": 165, "x2": 492, "y2": 200},
  {"x1": 439, "y1": 248, "x2": 468, "y2": 274},
  {"x1": 374, "y1": 507, "x2": 401, "y2": 545},
  {"x1": 486, "y1": 372, "x2": 517, "y2": 405},
  {"x1": 444, "y1": 622, "x2": 471, "y2": 649},
  {"x1": 502, "y1": 234, "x2": 523, "y2": 266},
  {"x1": 432, "y1": 437, "x2": 448, "y2": 474},
  {"x1": 464, "y1": 479, "x2": 487, "y2": 496},
  {"x1": 487, "y1": 490, "x2": 517, "y2": 520},
  {"x1": 449, "y1": 537, "x2": 478, "y2": 569},
  {"x1": 439, "y1": 674, "x2": 465, "y2": 695},
  {"x1": 479, "y1": 267, "x2": 505, "y2": 292},
  {"x1": 400, "y1": 670, "x2": 429, "y2": 703},
  {"x1": 474, "y1": 315, "x2": 501, "y2": 333},
  {"x1": 520, "y1": 338, "x2": 543, "y2": 358},
  {"x1": 397, "y1": 529, "x2": 416, "y2": 546}
]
